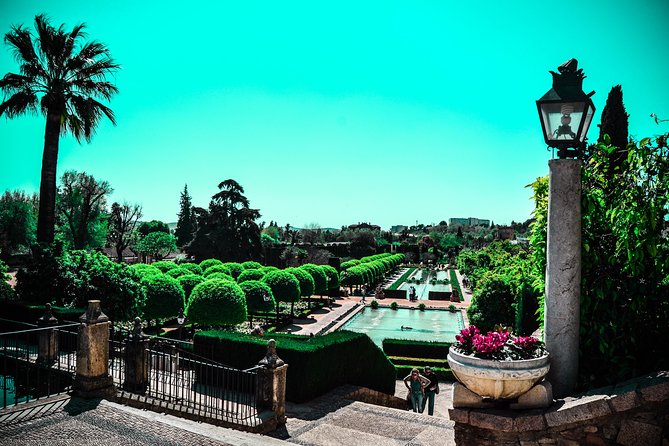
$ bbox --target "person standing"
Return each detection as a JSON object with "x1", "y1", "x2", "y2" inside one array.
[
  {"x1": 421, "y1": 366, "x2": 440, "y2": 415},
  {"x1": 403, "y1": 367, "x2": 429, "y2": 413}
]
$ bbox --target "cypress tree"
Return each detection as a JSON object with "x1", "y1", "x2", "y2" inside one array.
[
  {"x1": 597, "y1": 85, "x2": 629, "y2": 169},
  {"x1": 175, "y1": 184, "x2": 194, "y2": 247}
]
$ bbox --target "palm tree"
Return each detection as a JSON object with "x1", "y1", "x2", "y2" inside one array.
[{"x1": 0, "y1": 14, "x2": 119, "y2": 244}]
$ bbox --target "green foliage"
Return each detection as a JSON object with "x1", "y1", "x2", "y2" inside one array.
[
  {"x1": 527, "y1": 176, "x2": 548, "y2": 324},
  {"x1": 136, "y1": 232, "x2": 177, "y2": 260},
  {"x1": 206, "y1": 272, "x2": 234, "y2": 282},
  {"x1": 203, "y1": 264, "x2": 231, "y2": 277},
  {"x1": 239, "y1": 280, "x2": 275, "y2": 313},
  {"x1": 300, "y1": 264, "x2": 327, "y2": 295},
  {"x1": 237, "y1": 269, "x2": 265, "y2": 283},
  {"x1": 152, "y1": 260, "x2": 178, "y2": 273},
  {"x1": 321, "y1": 264, "x2": 340, "y2": 290},
  {"x1": 165, "y1": 268, "x2": 190, "y2": 279},
  {"x1": 179, "y1": 262, "x2": 203, "y2": 275},
  {"x1": 186, "y1": 279, "x2": 247, "y2": 326},
  {"x1": 142, "y1": 274, "x2": 184, "y2": 321},
  {"x1": 138, "y1": 220, "x2": 170, "y2": 236},
  {"x1": 199, "y1": 258, "x2": 223, "y2": 271},
  {"x1": 177, "y1": 274, "x2": 204, "y2": 301},
  {"x1": 382, "y1": 338, "x2": 452, "y2": 358},
  {"x1": 0, "y1": 190, "x2": 37, "y2": 256},
  {"x1": 390, "y1": 301, "x2": 398, "y2": 310},
  {"x1": 466, "y1": 273, "x2": 515, "y2": 332},
  {"x1": 340, "y1": 259, "x2": 360, "y2": 269},
  {"x1": 286, "y1": 267, "x2": 315, "y2": 297},
  {"x1": 261, "y1": 266, "x2": 279, "y2": 274},
  {"x1": 129, "y1": 263, "x2": 162, "y2": 278},
  {"x1": 0, "y1": 259, "x2": 16, "y2": 300},
  {"x1": 174, "y1": 185, "x2": 194, "y2": 247},
  {"x1": 370, "y1": 299, "x2": 379, "y2": 309},
  {"x1": 261, "y1": 270, "x2": 300, "y2": 303},
  {"x1": 241, "y1": 261, "x2": 262, "y2": 270},
  {"x1": 16, "y1": 245, "x2": 144, "y2": 321},
  {"x1": 386, "y1": 267, "x2": 416, "y2": 291},
  {"x1": 194, "y1": 330, "x2": 396, "y2": 402},
  {"x1": 418, "y1": 303, "x2": 426, "y2": 311},
  {"x1": 448, "y1": 269, "x2": 463, "y2": 302},
  {"x1": 222, "y1": 262, "x2": 244, "y2": 279}
]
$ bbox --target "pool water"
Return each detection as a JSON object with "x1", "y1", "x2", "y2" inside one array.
[{"x1": 340, "y1": 307, "x2": 464, "y2": 347}]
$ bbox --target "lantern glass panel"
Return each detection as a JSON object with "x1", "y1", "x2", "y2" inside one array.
[
  {"x1": 540, "y1": 101, "x2": 587, "y2": 143},
  {"x1": 579, "y1": 104, "x2": 594, "y2": 143}
]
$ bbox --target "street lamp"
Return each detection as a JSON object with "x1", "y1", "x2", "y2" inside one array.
[
  {"x1": 176, "y1": 308, "x2": 186, "y2": 341},
  {"x1": 536, "y1": 58, "x2": 596, "y2": 159}
]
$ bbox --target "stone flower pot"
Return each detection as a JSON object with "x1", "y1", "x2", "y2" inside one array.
[{"x1": 447, "y1": 346, "x2": 550, "y2": 399}]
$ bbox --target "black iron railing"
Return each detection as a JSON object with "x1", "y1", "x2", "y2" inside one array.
[{"x1": 0, "y1": 323, "x2": 78, "y2": 410}]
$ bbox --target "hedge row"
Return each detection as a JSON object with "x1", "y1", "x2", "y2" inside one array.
[
  {"x1": 382, "y1": 338, "x2": 452, "y2": 359},
  {"x1": 385, "y1": 267, "x2": 417, "y2": 291},
  {"x1": 449, "y1": 268, "x2": 463, "y2": 302},
  {"x1": 341, "y1": 253, "x2": 405, "y2": 287},
  {"x1": 394, "y1": 365, "x2": 455, "y2": 382},
  {"x1": 194, "y1": 330, "x2": 395, "y2": 402}
]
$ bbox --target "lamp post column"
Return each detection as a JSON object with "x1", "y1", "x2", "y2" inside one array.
[{"x1": 545, "y1": 159, "x2": 581, "y2": 398}]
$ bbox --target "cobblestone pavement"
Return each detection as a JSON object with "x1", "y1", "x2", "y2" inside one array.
[{"x1": 0, "y1": 397, "x2": 282, "y2": 446}]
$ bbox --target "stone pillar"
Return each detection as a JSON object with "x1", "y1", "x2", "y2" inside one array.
[
  {"x1": 36, "y1": 303, "x2": 59, "y2": 365},
  {"x1": 256, "y1": 339, "x2": 288, "y2": 423},
  {"x1": 545, "y1": 159, "x2": 581, "y2": 398},
  {"x1": 123, "y1": 317, "x2": 149, "y2": 393},
  {"x1": 74, "y1": 300, "x2": 116, "y2": 398}
]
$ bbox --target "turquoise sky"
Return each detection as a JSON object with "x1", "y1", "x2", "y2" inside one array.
[{"x1": 1, "y1": 1, "x2": 668, "y2": 229}]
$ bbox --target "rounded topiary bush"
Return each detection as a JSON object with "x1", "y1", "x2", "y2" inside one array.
[
  {"x1": 142, "y1": 274, "x2": 185, "y2": 321},
  {"x1": 240, "y1": 280, "x2": 275, "y2": 313},
  {"x1": 222, "y1": 262, "x2": 244, "y2": 279},
  {"x1": 152, "y1": 260, "x2": 178, "y2": 273},
  {"x1": 130, "y1": 263, "x2": 162, "y2": 278},
  {"x1": 300, "y1": 264, "x2": 328, "y2": 295},
  {"x1": 241, "y1": 261, "x2": 262, "y2": 270},
  {"x1": 262, "y1": 270, "x2": 300, "y2": 310},
  {"x1": 286, "y1": 267, "x2": 315, "y2": 297},
  {"x1": 206, "y1": 272, "x2": 234, "y2": 282},
  {"x1": 321, "y1": 265, "x2": 340, "y2": 291},
  {"x1": 166, "y1": 268, "x2": 191, "y2": 279},
  {"x1": 237, "y1": 269, "x2": 265, "y2": 284},
  {"x1": 186, "y1": 279, "x2": 247, "y2": 326},
  {"x1": 370, "y1": 299, "x2": 379, "y2": 309},
  {"x1": 261, "y1": 266, "x2": 279, "y2": 274},
  {"x1": 390, "y1": 301, "x2": 398, "y2": 310},
  {"x1": 177, "y1": 274, "x2": 205, "y2": 301},
  {"x1": 199, "y1": 258, "x2": 223, "y2": 271},
  {"x1": 179, "y1": 262, "x2": 203, "y2": 275},
  {"x1": 203, "y1": 264, "x2": 231, "y2": 277}
]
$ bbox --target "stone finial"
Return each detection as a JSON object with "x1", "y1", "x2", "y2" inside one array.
[
  {"x1": 258, "y1": 339, "x2": 285, "y2": 369},
  {"x1": 37, "y1": 303, "x2": 59, "y2": 326},
  {"x1": 79, "y1": 300, "x2": 109, "y2": 324},
  {"x1": 130, "y1": 317, "x2": 145, "y2": 339}
]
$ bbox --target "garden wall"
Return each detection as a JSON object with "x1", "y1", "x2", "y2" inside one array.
[
  {"x1": 449, "y1": 371, "x2": 669, "y2": 446},
  {"x1": 382, "y1": 289, "x2": 407, "y2": 299}
]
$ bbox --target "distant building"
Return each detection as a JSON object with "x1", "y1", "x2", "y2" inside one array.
[
  {"x1": 348, "y1": 222, "x2": 381, "y2": 231},
  {"x1": 448, "y1": 217, "x2": 491, "y2": 227},
  {"x1": 390, "y1": 225, "x2": 408, "y2": 233},
  {"x1": 496, "y1": 226, "x2": 515, "y2": 241}
]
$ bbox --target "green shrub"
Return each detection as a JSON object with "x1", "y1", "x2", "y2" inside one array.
[
  {"x1": 142, "y1": 274, "x2": 185, "y2": 321},
  {"x1": 199, "y1": 258, "x2": 223, "y2": 271},
  {"x1": 239, "y1": 280, "x2": 275, "y2": 313},
  {"x1": 179, "y1": 262, "x2": 203, "y2": 275},
  {"x1": 321, "y1": 265, "x2": 340, "y2": 290},
  {"x1": 237, "y1": 269, "x2": 265, "y2": 284},
  {"x1": 166, "y1": 268, "x2": 191, "y2": 279},
  {"x1": 203, "y1": 264, "x2": 231, "y2": 277},
  {"x1": 177, "y1": 274, "x2": 205, "y2": 301},
  {"x1": 261, "y1": 266, "x2": 279, "y2": 274},
  {"x1": 241, "y1": 261, "x2": 262, "y2": 270},
  {"x1": 16, "y1": 246, "x2": 144, "y2": 322},
  {"x1": 370, "y1": 299, "x2": 379, "y2": 309},
  {"x1": 418, "y1": 303, "x2": 426, "y2": 311},
  {"x1": 467, "y1": 272, "x2": 515, "y2": 332},
  {"x1": 390, "y1": 301, "x2": 398, "y2": 310},
  {"x1": 300, "y1": 264, "x2": 327, "y2": 295},
  {"x1": 222, "y1": 262, "x2": 244, "y2": 279},
  {"x1": 262, "y1": 270, "x2": 300, "y2": 304},
  {"x1": 448, "y1": 304, "x2": 457, "y2": 312},
  {"x1": 286, "y1": 267, "x2": 314, "y2": 297},
  {"x1": 0, "y1": 259, "x2": 16, "y2": 301},
  {"x1": 151, "y1": 260, "x2": 178, "y2": 273},
  {"x1": 194, "y1": 330, "x2": 395, "y2": 402},
  {"x1": 130, "y1": 263, "x2": 162, "y2": 277},
  {"x1": 186, "y1": 279, "x2": 247, "y2": 326},
  {"x1": 382, "y1": 338, "x2": 452, "y2": 359},
  {"x1": 206, "y1": 272, "x2": 234, "y2": 282}
]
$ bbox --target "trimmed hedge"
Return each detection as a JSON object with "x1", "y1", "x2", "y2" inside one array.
[
  {"x1": 449, "y1": 268, "x2": 463, "y2": 302},
  {"x1": 199, "y1": 258, "x2": 223, "y2": 271},
  {"x1": 395, "y1": 365, "x2": 454, "y2": 381},
  {"x1": 166, "y1": 268, "x2": 191, "y2": 279},
  {"x1": 142, "y1": 274, "x2": 185, "y2": 321},
  {"x1": 300, "y1": 264, "x2": 327, "y2": 295},
  {"x1": 382, "y1": 338, "x2": 452, "y2": 359},
  {"x1": 206, "y1": 272, "x2": 234, "y2": 282},
  {"x1": 237, "y1": 269, "x2": 265, "y2": 284},
  {"x1": 203, "y1": 264, "x2": 231, "y2": 277},
  {"x1": 186, "y1": 279, "x2": 247, "y2": 326},
  {"x1": 239, "y1": 280, "x2": 275, "y2": 313},
  {"x1": 152, "y1": 260, "x2": 178, "y2": 273},
  {"x1": 180, "y1": 263, "x2": 204, "y2": 275},
  {"x1": 241, "y1": 261, "x2": 262, "y2": 270},
  {"x1": 222, "y1": 262, "x2": 244, "y2": 279},
  {"x1": 194, "y1": 330, "x2": 396, "y2": 402},
  {"x1": 388, "y1": 356, "x2": 448, "y2": 367},
  {"x1": 177, "y1": 274, "x2": 205, "y2": 301}
]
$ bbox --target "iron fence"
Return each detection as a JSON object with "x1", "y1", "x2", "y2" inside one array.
[{"x1": 0, "y1": 323, "x2": 78, "y2": 410}]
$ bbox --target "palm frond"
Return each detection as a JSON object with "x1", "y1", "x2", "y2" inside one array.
[
  {"x1": 0, "y1": 72, "x2": 35, "y2": 94},
  {"x1": 4, "y1": 25, "x2": 38, "y2": 65},
  {"x1": 63, "y1": 23, "x2": 87, "y2": 61},
  {"x1": 0, "y1": 90, "x2": 38, "y2": 118},
  {"x1": 71, "y1": 79, "x2": 118, "y2": 100}
]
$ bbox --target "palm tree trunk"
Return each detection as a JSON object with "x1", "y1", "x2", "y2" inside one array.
[{"x1": 36, "y1": 112, "x2": 61, "y2": 244}]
